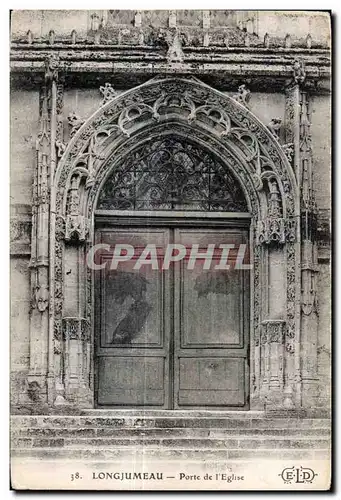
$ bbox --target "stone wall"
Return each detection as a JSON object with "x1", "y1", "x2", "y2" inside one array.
[{"x1": 10, "y1": 89, "x2": 39, "y2": 403}]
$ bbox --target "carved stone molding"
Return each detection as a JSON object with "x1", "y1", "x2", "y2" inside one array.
[
  {"x1": 268, "y1": 118, "x2": 282, "y2": 138},
  {"x1": 166, "y1": 29, "x2": 185, "y2": 63},
  {"x1": 282, "y1": 142, "x2": 294, "y2": 164},
  {"x1": 301, "y1": 209, "x2": 318, "y2": 241},
  {"x1": 62, "y1": 317, "x2": 90, "y2": 342},
  {"x1": 261, "y1": 320, "x2": 285, "y2": 344},
  {"x1": 257, "y1": 217, "x2": 286, "y2": 245},
  {"x1": 257, "y1": 217, "x2": 296, "y2": 245},
  {"x1": 68, "y1": 112, "x2": 85, "y2": 138},
  {"x1": 44, "y1": 53, "x2": 59, "y2": 81},
  {"x1": 65, "y1": 215, "x2": 90, "y2": 242},
  {"x1": 31, "y1": 285, "x2": 49, "y2": 312},
  {"x1": 260, "y1": 319, "x2": 288, "y2": 408},
  {"x1": 292, "y1": 58, "x2": 306, "y2": 84},
  {"x1": 99, "y1": 82, "x2": 117, "y2": 106}
]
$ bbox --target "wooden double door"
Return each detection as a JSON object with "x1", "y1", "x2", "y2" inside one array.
[{"x1": 95, "y1": 218, "x2": 250, "y2": 409}]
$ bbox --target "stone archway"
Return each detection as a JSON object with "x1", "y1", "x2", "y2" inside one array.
[{"x1": 50, "y1": 77, "x2": 299, "y2": 410}]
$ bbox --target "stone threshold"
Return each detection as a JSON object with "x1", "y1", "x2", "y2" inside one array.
[{"x1": 11, "y1": 406, "x2": 330, "y2": 419}]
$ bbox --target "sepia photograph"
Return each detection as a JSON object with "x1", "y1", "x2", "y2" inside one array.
[{"x1": 9, "y1": 8, "x2": 332, "y2": 491}]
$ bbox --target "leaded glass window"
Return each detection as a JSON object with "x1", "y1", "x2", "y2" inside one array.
[{"x1": 97, "y1": 137, "x2": 248, "y2": 212}]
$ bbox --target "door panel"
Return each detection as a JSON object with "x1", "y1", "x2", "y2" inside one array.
[
  {"x1": 174, "y1": 228, "x2": 249, "y2": 408},
  {"x1": 181, "y1": 266, "x2": 243, "y2": 347},
  {"x1": 178, "y1": 357, "x2": 246, "y2": 406},
  {"x1": 95, "y1": 228, "x2": 171, "y2": 408},
  {"x1": 98, "y1": 356, "x2": 165, "y2": 406}
]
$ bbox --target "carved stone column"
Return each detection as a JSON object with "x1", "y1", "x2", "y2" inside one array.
[
  {"x1": 256, "y1": 174, "x2": 297, "y2": 410},
  {"x1": 260, "y1": 320, "x2": 285, "y2": 407},
  {"x1": 299, "y1": 90, "x2": 319, "y2": 409},
  {"x1": 256, "y1": 222, "x2": 292, "y2": 410},
  {"x1": 284, "y1": 60, "x2": 319, "y2": 410},
  {"x1": 62, "y1": 318, "x2": 91, "y2": 405},
  {"x1": 27, "y1": 57, "x2": 59, "y2": 404},
  {"x1": 54, "y1": 174, "x2": 92, "y2": 407}
]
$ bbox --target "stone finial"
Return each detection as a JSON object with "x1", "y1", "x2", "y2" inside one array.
[
  {"x1": 233, "y1": 84, "x2": 251, "y2": 108},
  {"x1": 306, "y1": 34, "x2": 312, "y2": 49},
  {"x1": 99, "y1": 82, "x2": 117, "y2": 105},
  {"x1": 267, "y1": 177, "x2": 282, "y2": 217},
  {"x1": 246, "y1": 18, "x2": 254, "y2": 34},
  {"x1": 202, "y1": 11, "x2": 210, "y2": 29},
  {"x1": 169, "y1": 10, "x2": 177, "y2": 28},
  {"x1": 49, "y1": 30, "x2": 55, "y2": 45},
  {"x1": 134, "y1": 10, "x2": 142, "y2": 28},
  {"x1": 203, "y1": 32, "x2": 210, "y2": 47},
  {"x1": 71, "y1": 29, "x2": 77, "y2": 44},
  {"x1": 264, "y1": 33, "x2": 270, "y2": 48},
  {"x1": 282, "y1": 143, "x2": 294, "y2": 163},
  {"x1": 284, "y1": 34, "x2": 291, "y2": 49},
  {"x1": 91, "y1": 12, "x2": 100, "y2": 31},
  {"x1": 244, "y1": 33, "x2": 250, "y2": 47},
  {"x1": 68, "y1": 112, "x2": 84, "y2": 137},
  {"x1": 27, "y1": 30, "x2": 33, "y2": 44},
  {"x1": 94, "y1": 32, "x2": 101, "y2": 44},
  {"x1": 44, "y1": 53, "x2": 59, "y2": 81},
  {"x1": 166, "y1": 29, "x2": 185, "y2": 63},
  {"x1": 268, "y1": 118, "x2": 282, "y2": 138},
  {"x1": 292, "y1": 58, "x2": 306, "y2": 84}
]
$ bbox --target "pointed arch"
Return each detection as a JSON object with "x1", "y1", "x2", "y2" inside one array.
[
  {"x1": 50, "y1": 77, "x2": 301, "y2": 410},
  {"x1": 53, "y1": 76, "x2": 298, "y2": 221}
]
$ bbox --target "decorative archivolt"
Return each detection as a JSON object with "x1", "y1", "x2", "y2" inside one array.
[{"x1": 54, "y1": 77, "x2": 298, "y2": 230}]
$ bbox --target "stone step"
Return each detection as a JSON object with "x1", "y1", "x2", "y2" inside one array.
[
  {"x1": 11, "y1": 447, "x2": 330, "y2": 461},
  {"x1": 11, "y1": 416, "x2": 331, "y2": 430},
  {"x1": 11, "y1": 426, "x2": 331, "y2": 439},
  {"x1": 12, "y1": 436, "x2": 331, "y2": 450},
  {"x1": 80, "y1": 410, "x2": 265, "y2": 418},
  {"x1": 11, "y1": 413, "x2": 331, "y2": 467}
]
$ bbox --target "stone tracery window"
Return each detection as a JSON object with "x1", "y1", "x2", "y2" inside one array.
[{"x1": 97, "y1": 137, "x2": 248, "y2": 212}]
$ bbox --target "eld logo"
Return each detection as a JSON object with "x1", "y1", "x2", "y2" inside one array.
[{"x1": 279, "y1": 466, "x2": 318, "y2": 484}]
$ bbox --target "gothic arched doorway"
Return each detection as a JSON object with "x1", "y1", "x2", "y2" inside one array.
[
  {"x1": 51, "y1": 77, "x2": 299, "y2": 412},
  {"x1": 93, "y1": 135, "x2": 251, "y2": 408}
]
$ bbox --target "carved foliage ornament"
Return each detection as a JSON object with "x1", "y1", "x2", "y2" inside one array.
[
  {"x1": 268, "y1": 118, "x2": 282, "y2": 138},
  {"x1": 99, "y1": 83, "x2": 118, "y2": 106},
  {"x1": 45, "y1": 54, "x2": 59, "y2": 81},
  {"x1": 261, "y1": 320, "x2": 285, "y2": 344},
  {"x1": 232, "y1": 84, "x2": 251, "y2": 109},
  {"x1": 68, "y1": 112, "x2": 85, "y2": 138}
]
